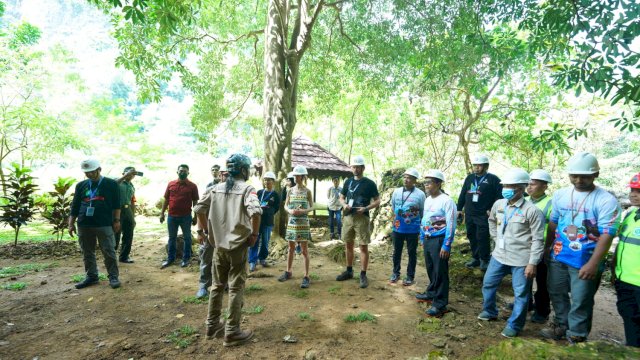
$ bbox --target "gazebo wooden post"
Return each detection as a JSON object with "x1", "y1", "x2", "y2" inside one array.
[{"x1": 313, "y1": 177, "x2": 317, "y2": 216}]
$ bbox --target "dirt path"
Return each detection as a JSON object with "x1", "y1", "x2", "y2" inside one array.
[{"x1": 0, "y1": 221, "x2": 626, "y2": 360}]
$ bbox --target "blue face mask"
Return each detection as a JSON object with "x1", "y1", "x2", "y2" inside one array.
[{"x1": 502, "y1": 189, "x2": 516, "y2": 200}]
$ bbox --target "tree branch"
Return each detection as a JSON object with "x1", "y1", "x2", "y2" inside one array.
[{"x1": 169, "y1": 29, "x2": 264, "y2": 53}]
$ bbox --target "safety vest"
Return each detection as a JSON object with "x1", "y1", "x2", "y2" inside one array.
[
  {"x1": 616, "y1": 208, "x2": 640, "y2": 287},
  {"x1": 529, "y1": 194, "x2": 552, "y2": 234}
]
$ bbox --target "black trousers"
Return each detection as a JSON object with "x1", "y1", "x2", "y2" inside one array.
[
  {"x1": 115, "y1": 207, "x2": 136, "y2": 261},
  {"x1": 531, "y1": 260, "x2": 551, "y2": 317},
  {"x1": 424, "y1": 236, "x2": 449, "y2": 310},
  {"x1": 616, "y1": 280, "x2": 640, "y2": 347},
  {"x1": 391, "y1": 232, "x2": 419, "y2": 279},
  {"x1": 465, "y1": 214, "x2": 490, "y2": 262}
]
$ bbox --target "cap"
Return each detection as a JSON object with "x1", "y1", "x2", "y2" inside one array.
[{"x1": 80, "y1": 159, "x2": 100, "y2": 172}]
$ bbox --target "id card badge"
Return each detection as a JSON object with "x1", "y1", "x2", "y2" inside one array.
[
  {"x1": 348, "y1": 199, "x2": 354, "y2": 207},
  {"x1": 260, "y1": 201, "x2": 268, "y2": 207},
  {"x1": 472, "y1": 193, "x2": 479, "y2": 203},
  {"x1": 566, "y1": 224, "x2": 578, "y2": 241},
  {"x1": 86, "y1": 206, "x2": 95, "y2": 217}
]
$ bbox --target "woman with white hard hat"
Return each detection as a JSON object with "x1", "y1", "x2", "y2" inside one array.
[
  {"x1": 248, "y1": 171, "x2": 281, "y2": 272},
  {"x1": 416, "y1": 169, "x2": 457, "y2": 317},
  {"x1": 279, "y1": 165, "x2": 314, "y2": 289}
]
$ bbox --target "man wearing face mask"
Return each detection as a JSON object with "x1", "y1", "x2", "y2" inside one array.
[
  {"x1": 457, "y1": 154, "x2": 502, "y2": 271},
  {"x1": 160, "y1": 164, "x2": 200, "y2": 269},
  {"x1": 477, "y1": 168, "x2": 545, "y2": 338}
]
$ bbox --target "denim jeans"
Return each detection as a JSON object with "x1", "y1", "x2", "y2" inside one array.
[
  {"x1": 328, "y1": 209, "x2": 342, "y2": 237},
  {"x1": 249, "y1": 225, "x2": 273, "y2": 264},
  {"x1": 391, "y1": 232, "x2": 419, "y2": 279},
  {"x1": 481, "y1": 257, "x2": 532, "y2": 332},
  {"x1": 167, "y1": 215, "x2": 193, "y2": 262},
  {"x1": 548, "y1": 258, "x2": 603, "y2": 338}
]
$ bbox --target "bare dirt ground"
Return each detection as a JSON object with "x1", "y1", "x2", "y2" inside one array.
[{"x1": 0, "y1": 217, "x2": 627, "y2": 360}]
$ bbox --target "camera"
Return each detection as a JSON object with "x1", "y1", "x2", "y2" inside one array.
[{"x1": 135, "y1": 171, "x2": 144, "y2": 176}]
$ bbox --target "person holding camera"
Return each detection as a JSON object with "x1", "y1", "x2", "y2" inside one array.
[
  {"x1": 336, "y1": 155, "x2": 380, "y2": 288},
  {"x1": 115, "y1": 166, "x2": 141, "y2": 263}
]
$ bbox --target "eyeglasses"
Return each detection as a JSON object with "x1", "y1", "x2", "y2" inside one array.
[{"x1": 424, "y1": 180, "x2": 434, "y2": 185}]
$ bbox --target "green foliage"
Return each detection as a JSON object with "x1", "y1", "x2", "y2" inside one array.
[
  {"x1": 479, "y1": 338, "x2": 640, "y2": 359},
  {"x1": 327, "y1": 285, "x2": 341, "y2": 295},
  {"x1": 0, "y1": 163, "x2": 38, "y2": 245},
  {"x1": 243, "y1": 305, "x2": 264, "y2": 314},
  {"x1": 289, "y1": 289, "x2": 309, "y2": 299},
  {"x1": 70, "y1": 273, "x2": 108, "y2": 283},
  {"x1": 245, "y1": 284, "x2": 264, "y2": 294},
  {"x1": 8, "y1": 23, "x2": 41, "y2": 49},
  {"x1": 297, "y1": 312, "x2": 312, "y2": 321},
  {"x1": 416, "y1": 317, "x2": 442, "y2": 333},
  {"x1": 1, "y1": 282, "x2": 27, "y2": 291},
  {"x1": 40, "y1": 177, "x2": 75, "y2": 242},
  {"x1": 166, "y1": 325, "x2": 198, "y2": 349},
  {"x1": 344, "y1": 311, "x2": 376, "y2": 323},
  {"x1": 182, "y1": 296, "x2": 207, "y2": 304},
  {"x1": 308, "y1": 273, "x2": 320, "y2": 281},
  {"x1": 0, "y1": 263, "x2": 56, "y2": 278}
]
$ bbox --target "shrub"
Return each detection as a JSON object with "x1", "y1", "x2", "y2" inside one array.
[
  {"x1": 41, "y1": 177, "x2": 75, "y2": 242},
  {"x1": 0, "y1": 163, "x2": 38, "y2": 245}
]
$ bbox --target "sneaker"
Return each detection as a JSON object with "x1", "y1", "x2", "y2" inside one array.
[
  {"x1": 530, "y1": 312, "x2": 549, "y2": 324},
  {"x1": 389, "y1": 273, "x2": 400, "y2": 283},
  {"x1": 336, "y1": 270, "x2": 354, "y2": 281},
  {"x1": 109, "y1": 276, "x2": 121, "y2": 289},
  {"x1": 477, "y1": 310, "x2": 497, "y2": 321},
  {"x1": 501, "y1": 326, "x2": 518, "y2": 338},
  {"x1": 479, "y1": 260, "x2": 489, "y2": 271},
  {"x1": 260, "y1": 260, "x2": 269, "y2": 267},
  {"x1": 300, "y1": 276, "x2": 310, "y2": 289},
  {"x1": 567, "y1": 335, "x2": 587, "y2": 345},
  {"x1": 540, "y1": 323, "x2": 567, "y2": 340},
  {"x1": 74, "y1": 277, "x2": 99, "y2": 289},
  {"x1": 359, "y1": 273, "x2": 369, "y2": 288},
  {"x1": 295, "y1": 244, "x2": 302, "y2": 255},
  {"x1": 223, "y1": 330, "x2": 253, "y2": 347},
  {"x1": 402, "y1": 277, "x2": 414, "y2": 286},
  {"x1": 278, "y1": 271, "x2": 292, "y2": 282},
  {"x1": 426, "y1": 306, "x2": 448, "y2": 317},
  {"x1": 249, "y1": 262, "x2": 256, "y2": 272},
  {"x1": 465, "y1": 259, "x2": 480, "y2": 268},
  {"x1": 206, "y1": 320, "x2": 225, "y2": 340},
  {"x1": 196, "y1": 287, "x2": 208, "y2": 299},
  {"x1": 415, "y1": 293, "x2": 433, "y2": 303},
  {"x1": 161, "y1": 260, "x2": 174, "y2": 269}
]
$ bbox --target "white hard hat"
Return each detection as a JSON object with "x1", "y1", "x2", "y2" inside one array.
[
  {"x1": 566, "y1": 152, "x2": 599, "y2": 175},
  {"x1": 529, "y1": 169, "x2": 553, "y2": 184},
  {"x1": 263, "y1": 171, "x2": 276, "y2": 180},
  {"x1": 471, "y1": 154, "x2": 490, "y2": 165},
  {"x1": 80, "y1": 158, "x2": 100, "y2": 172},
  {"x1": 501, "y1": 168, "x2": 530, "y2": 185},
  {"x1": 424, "y1": 169, "x2": 445, "y2": 182},
  {"x1": 403, "y1": 168, "x2": 420, "y2": 179},
  {"x1": 350, "y1": 155, "x2": 365, "y2": 166},
  {"x1": 287, "y1": 172, "x2": 294, "y2": 179},
  {"x1": 292, "y1": 165, "x2": 308, "y2": 176}
]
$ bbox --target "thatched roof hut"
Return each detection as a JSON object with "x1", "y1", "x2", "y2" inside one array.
[{"x1": 291, "y1": 135, "x2": 352, "y2": 180}]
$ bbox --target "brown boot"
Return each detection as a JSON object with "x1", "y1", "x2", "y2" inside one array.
[
  {"x1": 223, "y1": 330, "x2": 253, "y2": 347},
  {"x1": 205, "y1": 321, "x2": 225, "y2": 340}
]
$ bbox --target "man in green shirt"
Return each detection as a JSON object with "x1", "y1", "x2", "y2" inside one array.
[{"x1": 115, "y1": 167, "x2": 139, "y2": 263}]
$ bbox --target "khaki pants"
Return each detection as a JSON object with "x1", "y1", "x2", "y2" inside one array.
[
  {"x1": 342, "y1": 214, "x2": 371, "y2": 246},
  {"x1": 206, "y1": 245, "x2": 248, "y2": 335}
]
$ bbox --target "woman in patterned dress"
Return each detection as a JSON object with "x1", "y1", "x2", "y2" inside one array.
[{"x1": 278, "y1": 165, "x2": 314, "y2": 288}]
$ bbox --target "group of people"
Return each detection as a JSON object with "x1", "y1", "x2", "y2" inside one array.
[{"x1": 67, "y1": 150, "x2": 640, "y2": 348}]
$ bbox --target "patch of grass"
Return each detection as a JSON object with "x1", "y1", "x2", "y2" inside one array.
[
  {"x1": 328, "y1": 285, "x2": 341, "y2": 295},
  {"x1": 182, "y1": 296, "x2": 208, "y2": 304},
  {"x1": 245, "y1": 284, "x2": 264, "y2": 294},
  {"x1": 344, "y1": 311, "x2": 376, "y2": 323},
  {"x1": 243, "y1": 305, "x2": 264, "y2": 314},
  {"x1": 249, "y1": 272, "x2": 274, "y2": 278},
  {"x1": 166, "y1": 325, "x2": 198, "y2": 349},
  {"x1": 309, "y1": 273, "x2": 320, "y2": 281},
  {"x1": 416, "y1": 317, "x2": 441, "y2": 333},
  {"x1": 298, "y1": 312, "x2": 313, "y2": 321},
  {"x1": 326, "y1": 244, "x2": 346, "y2": 264},
  {"x1": 0, "y1": 219, "x2": 61, "y2": 244},
  {"x1": 2, "y1": 282, "x2": 27, "y2": 291},
  {"x1": 290, "y1": 289, "x2": 309, "y2": 298},
  {"x1": 0, "y1": 263, "x2": 56, "y2": 278},
  {"x1": 70, "y1": 273, "x2": 108, "y2": 283}
]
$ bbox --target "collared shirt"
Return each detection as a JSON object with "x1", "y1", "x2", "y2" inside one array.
[
  {"x1": 164, "y1": 179, "x2": 199, "y2": 217},
  {"x1": 327, "y1": 186, "x2": 343, "y2": 211},
  {"x1": 489, "y1": 197, "x2": 545, "y2": 266},
  {"x1": 194, "y1": 180, "x2": 262, "y2": 250},
  {"x1": 119, "y1": 181, "x2": 135, "y2": 208},
  {"x1": 391, "y1": 186, "x2": 426, "y2": 234}
]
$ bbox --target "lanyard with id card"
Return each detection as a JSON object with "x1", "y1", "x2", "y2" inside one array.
[
  {"x1": 86, "y1": 177, "x2": 103, "y2": 217},
  {"x1": 471, "y1": 174, "x2": 487, "y2": 203},
  {"x1": 347, "y1": 179, "x2": 362, "y2": 207}
]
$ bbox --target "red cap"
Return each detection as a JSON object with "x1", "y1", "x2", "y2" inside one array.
[{"x1": 630, "y1": 173, "x2": 640, "y2": 189}]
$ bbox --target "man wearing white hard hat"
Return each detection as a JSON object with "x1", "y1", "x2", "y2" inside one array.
[
  {"x1": 336, "y1": 155, "x2": 381, "y2": 288},
  {"x1": 524, "y1": 169, "x2": 554, "y2": 324},
  {"x1": 389, "y1": 168, "x2": 426, "y2": 286},
  {"x1": 457, "y1": 154, "x2": 503, "y2": 271},
  {"x1": 68, "y1": 159, "x2": 122, "y2": 289},
  {"x1": 417, "y1": 169, "x2": 457, "y2": 317},
  {"x1": 541, "y1": 152, "x2": 621, "y2": 344},
  {"x1": 248, "y1": 171, "x2": 280, "y2": 272},
  {"x1": 477, "y1": 168, "x2": 545, "y2": 338}
]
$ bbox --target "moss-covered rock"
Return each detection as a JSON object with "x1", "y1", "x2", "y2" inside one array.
[{"x1": 478, "y1": 338, "x2": 640, "y2": 360}]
